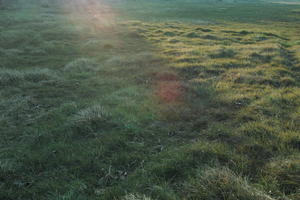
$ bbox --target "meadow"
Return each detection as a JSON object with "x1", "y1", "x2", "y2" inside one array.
[{"x1": 1, "y1": 0, "x2": 300, "y2": 199}]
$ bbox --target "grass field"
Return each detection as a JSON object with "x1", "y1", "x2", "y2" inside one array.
[{"x1": 1, "y1": 0, "x2": 300, "y2": 199}]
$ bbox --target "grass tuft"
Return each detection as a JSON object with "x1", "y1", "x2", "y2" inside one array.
[
  {"x1": 23, "y1": 68, "x2": 57, "y2": 82},
  {"x1": 0, "y1": 69, "x2": 23, "y2": 86},
  {"x1": 265, "y1": 158, "x2": 300, "y2": 195},
  {"x1": 184, "y1": 32, "x2": 200, "y2": 38},
  {"x1": 70, "y1": 105, "x2": 115, "y2": 136},
  {"x1": 0, "y1": 68, "x2": 57, "y2": 86},
  {"x1": 184, "y1": 167, "x2": 275, "y2": 200},
  {"x1": 209, "y1": 48, "x2": 236, "y2": 58},
  {"x1": 123, "y1": 194, "x2": 152, "y2": 200},
  {"x1": 64, "y1": 58, "x2": 99, "y2": 73}
]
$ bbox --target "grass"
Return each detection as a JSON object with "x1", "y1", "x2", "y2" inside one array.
[
  {"x1": 1, "y1": 0, "x2": 300, "y2": 199},
  {"x1": 184, "y1": 167, "x2": 275, "y2": 200},
  {"x1": 63, "y1": 58, "x2": 99, "y2": 73}
]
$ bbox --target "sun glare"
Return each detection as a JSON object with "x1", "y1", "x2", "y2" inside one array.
[{"x1": 62, "y1": 0, "x2": 117, "y2": 31}]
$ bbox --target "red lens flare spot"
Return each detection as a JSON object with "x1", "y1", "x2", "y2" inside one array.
[{"x1": 153, "y1": 72, "x2": 184, "y2": 103}]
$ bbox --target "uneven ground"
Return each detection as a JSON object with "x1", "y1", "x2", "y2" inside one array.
[{"x1": 1, "y1": 0, "x2": 300, "y2": 199}]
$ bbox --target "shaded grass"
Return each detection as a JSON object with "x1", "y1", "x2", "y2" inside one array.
[
  {"x1": 0, "y1": 68, "x2": 58, "y2": 86},
  {"x1": 1, "y1": 0, "x2": 300, "y2": 200}
]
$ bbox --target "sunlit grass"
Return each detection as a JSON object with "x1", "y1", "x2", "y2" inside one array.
[{"x1": 1, "y1": 0, "x2": 300, "y2": 199}]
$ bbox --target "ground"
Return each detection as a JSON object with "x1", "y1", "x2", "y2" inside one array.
[{"x1": 1, "y1": 0, "x2": 300, "y2": 199}]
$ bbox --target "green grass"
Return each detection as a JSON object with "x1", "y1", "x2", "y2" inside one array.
[{"x1": 1, "y1": 0, "x2": 300, "y2": 199}]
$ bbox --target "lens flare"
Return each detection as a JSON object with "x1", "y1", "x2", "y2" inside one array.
[{"x1": 61, "y1": 0, "x2": 118, "y2": 32}]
